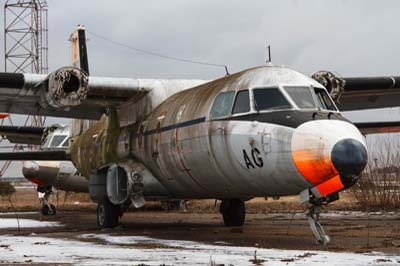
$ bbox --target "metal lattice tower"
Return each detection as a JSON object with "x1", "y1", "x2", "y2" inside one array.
[
  {"x1": 4, "y1": 0, "x2": 48, "y2": 74},
  {"x1": 1, "y1": 0, "x2": 48, "y2": 177}
]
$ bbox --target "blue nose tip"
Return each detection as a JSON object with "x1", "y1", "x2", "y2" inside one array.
[{"x1": 331, "y1": 138, "x2": 368, "y2": 179}]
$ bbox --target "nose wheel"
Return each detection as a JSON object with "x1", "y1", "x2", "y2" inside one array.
[
  {"x1": 37, "y1": 185, "x2": 56, "y2": 216},
  {"x1": 307, "y1": 204, "x2": 330, "y2": 245}
]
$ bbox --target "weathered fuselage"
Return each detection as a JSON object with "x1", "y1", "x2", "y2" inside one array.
[{"x1": 70, "y1": 65, "x2": 367, "y2": 200}]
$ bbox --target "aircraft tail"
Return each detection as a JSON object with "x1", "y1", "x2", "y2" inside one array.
[{"x1": 69, "y1": 25, "x2": 90, "y2": 75}]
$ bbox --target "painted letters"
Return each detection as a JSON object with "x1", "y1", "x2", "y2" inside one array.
[{"x1": 243, "y1": 148, "x2": 264, "y2": 169}]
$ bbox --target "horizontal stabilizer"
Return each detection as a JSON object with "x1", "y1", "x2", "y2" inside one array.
[
  {"x1": 0, "y1": 150, "x2": 69, "y2": 161},
  {"x1": 0, "y1": 125, "x2": 45, "y2": 145}
]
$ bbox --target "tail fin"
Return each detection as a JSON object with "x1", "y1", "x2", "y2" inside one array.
[{"x1": 69, "y1": 25, "x2": 90, "y2": 75}]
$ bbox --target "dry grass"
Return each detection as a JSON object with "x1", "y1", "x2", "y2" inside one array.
[
  {"x1": 0, "y1": 186, "x2": 95, "y2": 212},
  {"x1": 0, "y1": 185, "x2": 361, "y2": 214},
  {"x1": 185, "y1": 192, "x2": 359, "y2": 214}
]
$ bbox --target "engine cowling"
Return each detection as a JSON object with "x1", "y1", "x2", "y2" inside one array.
[{"x1": 41, "y1": 66, "x2": 89, "y2": 109}]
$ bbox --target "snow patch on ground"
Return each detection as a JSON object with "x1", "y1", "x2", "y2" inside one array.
[
  {"x1": 0, "y1": 211, "x2": 38, "y2": 215},
  {"x1": 0, "y1": 234, "x2": 398, "y2": 266},
  {"x1": 0, "y1": 218, "x2": 61, "y2": 229}
]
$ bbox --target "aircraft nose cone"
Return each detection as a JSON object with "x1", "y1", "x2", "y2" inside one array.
[
  {"x1": 331, "y1": 138, "x2": 367, "y2": 178},
  {"x1": 22, "y1": 161, "x2": 40, "y2": 178}
]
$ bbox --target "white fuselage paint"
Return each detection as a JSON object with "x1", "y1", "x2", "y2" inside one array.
[
  {"x1": 119, "y1": 66, "x2": 367, "y2": 199},
  {"x1": 67, "y1": 65, "x2": 367, "y2": 201}
]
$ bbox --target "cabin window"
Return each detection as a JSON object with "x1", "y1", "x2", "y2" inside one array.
[
  {"x1": 61, "y1": 137, "x2": 70, "y2": 147},
  {"x1": 232, "y1": 90, "x2": 250, "y2": 114},
  {"x1": 50, "y1": 135, "x2": 68, "y2": 147},
  {"x1": 314, "y1": 87, "x2": 337, "y2": 111},
  {"x1": 253, "y1": 88, "x2": 291, "y2": 111},
  {"x1": 285, "y1": 87, "x2": 316, "y2": 109},
  {"x1": 210, "y1": 91, "x2": 235, "y2": 118}
]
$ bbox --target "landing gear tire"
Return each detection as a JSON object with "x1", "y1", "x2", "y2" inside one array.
[
  {"x1": 41, "y1": 204, "x2": 56, "y2": 216},
  {"x1": 97, "y1": 200, "x2": 120, "y2": 229},
  {"x1": 220, "y1": 199, "x2": 245, "y2": 227}
]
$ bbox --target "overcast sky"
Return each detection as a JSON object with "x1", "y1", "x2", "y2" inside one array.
[{"x1": 1, "y1": 0, "x2": 400, "y2": 176}]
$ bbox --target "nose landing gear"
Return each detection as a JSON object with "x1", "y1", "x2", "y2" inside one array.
[
  {"x1": 301, "y1": 189, "x2": 339, "y2": 245},
  {"x1": 37, "y1": 185, "x2": 56, "y2": 216},
  {"x1": 307, "y1": 204, "x2": 330, "y2": 245}
]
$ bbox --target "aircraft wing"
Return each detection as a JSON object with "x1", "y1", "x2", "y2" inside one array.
[
  {"x1": 354, "y1": 121, "x2": 400, "y2": 135},
  {"x1": 0, "y1": 70, "x2": 150, "y2": 120},
  {"x1": 337, "y1": 76, "x2": 400, "y2": 111},
  {"x1": 312, "y1": 71, "x2": 400, "y2": 111},
  {"x1": 0, "y1": 125, "x2": 45, "y2": 145}
]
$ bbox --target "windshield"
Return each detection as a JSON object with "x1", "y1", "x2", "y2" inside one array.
[
  {"x1": 285, "y1": 87, "x2": 316, "y2": 109},
  {"x1": 253, "y1": 88, "x2": 291, "y2": 111},
  {"x1": 232, "y1": 90, "x2": 250, "y2": 114},
  {"x1": 314, "y1": 87, "x2": 337, "y2": 111}
]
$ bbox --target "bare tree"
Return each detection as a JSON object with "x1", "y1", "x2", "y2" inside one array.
[{"x1": 352, "y1": 134, "x2": 400, "y2": 210}]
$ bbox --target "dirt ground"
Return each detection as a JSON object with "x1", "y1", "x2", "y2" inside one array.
[{"x1": 1, "y1": 188, "x2": 399, "y2": 255}]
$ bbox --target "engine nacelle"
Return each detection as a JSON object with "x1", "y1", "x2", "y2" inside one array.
[
  {"x1": 106, "y1": 164, "x2": 132, "y2": 205},
  {"x1": 41, "y1": 66, "x2": 89, "y2": 109}
]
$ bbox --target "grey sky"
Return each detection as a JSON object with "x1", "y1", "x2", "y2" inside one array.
[
  {"x1": 1, "y1": 0, "x2": 400, "y2": 176},
  {"x1": 4, "y1": 0, "x2": 400, "y2": 78}
]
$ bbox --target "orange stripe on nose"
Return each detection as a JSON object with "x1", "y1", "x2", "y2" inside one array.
[
  {"x1": 292, "y1": 149, "x2": 338, "y2": 186},
  {"x1": 316, "y1": 175, "x2": 344, "y2": 197},
  {"x1": 0, "y1": 113, "x2": 9, "y2": 119}
]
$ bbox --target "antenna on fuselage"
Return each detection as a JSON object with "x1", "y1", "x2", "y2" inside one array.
[
  {"x1": 265, "y1": 45, "x2": 272, "y2": 64},
  {"x1": 224, "y1": 65, "x2": 230, "y2": 75}
]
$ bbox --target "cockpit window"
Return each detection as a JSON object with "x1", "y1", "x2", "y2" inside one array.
[
  {"x1": 210, "y1": 91, "x2": 235, "y2": 118},
  {"x1": 232, "y1": 90, "x2": 250, "y2": 114},
  {"x1": 314, "y1": 87, "x2": 337, "y2": 111},
  {"x1": 285, "y1": 87, "x2": 316, "y2": 109},
  {"x1": 253, "y1": 88, "x2": 291, "y2": 111},
  {"x1": 50, "y1": 135, "x2": 68, "y2": 147}
]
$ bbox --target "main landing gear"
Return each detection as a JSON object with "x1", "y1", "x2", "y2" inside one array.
[
  {"x1": 37, "y1": 185, "x2": 56, "y2": 216},
  {"x1": 96, "y1": 199, "x2": 121, "y2": 229},
  {"x1": 220, "y1": 199, "x2": 246, "y2": 226}
]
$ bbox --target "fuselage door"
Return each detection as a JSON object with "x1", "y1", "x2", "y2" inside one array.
[{"x1": 261, "y1": 129, "x2": 271, "y2": 154}]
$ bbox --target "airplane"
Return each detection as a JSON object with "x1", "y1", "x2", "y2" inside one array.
[
  {"x1": 0, "y1": 123, "x2": 88, "y2": 215},
  {"x1": 0, "y1": 25, "x2": 400, "y2": 245}
]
